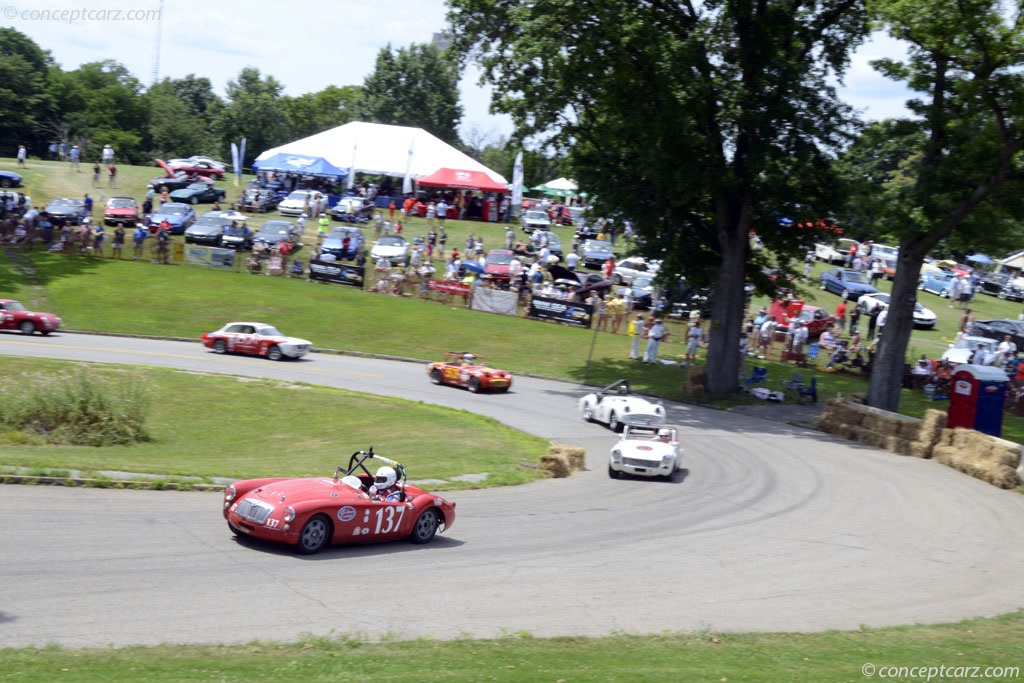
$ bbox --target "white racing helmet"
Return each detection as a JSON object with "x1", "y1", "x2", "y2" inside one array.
[
  {"x1": 373, "y1": 466, "x2": 397, "y2": 491},
  {"x1": 658, "y1": 428, "x2": 672, "y2": 442}
]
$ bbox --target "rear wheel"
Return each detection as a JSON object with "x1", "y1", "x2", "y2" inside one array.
[
  {"x1": 296, "y1": 514, "x2": 331, "y2": 555},
  {"x1": 430, "y1": 369, "x2": 443, "y2": 385},
  {"x1": 409, "y1": 508, "x2": 439, "y2": 544},
  {"x1": 190, "y1": 196, "x2": 198, "y2": 205},
  {"x1": 840, "y1": 288, "x2": 850, "y2": 300},
  {"x1": 18, "y1": 321, "x2": 35, "y2": 335},
  {"x1": 819, "y1": 280, "x2": 827, "y2": 290},
  {"x1": 267, "y1": 345, "x2": 283, "y2": 361},
  {"x1": 468, "y1": 377, "x2": 481, "y2": 393}
]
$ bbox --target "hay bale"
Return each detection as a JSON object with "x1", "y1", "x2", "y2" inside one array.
[
  {"x1": 549, "y1": 445, "x2": 586, "y2": 472},
  {"x1": 539, "y1": 453, "x2": 571, "y2": 478},
  {"x1": 931, "y1": 439, "x2": 1020, "y2": 489},
  {"x1": 908, "y1": 441, "x2": 934, "y2": 459},
  {"x1": 883, "y1": 435, "x2": 906, "y2": 454},
  {"x1": 897, "y1": 420, "x2": 922, "y2": 441}
]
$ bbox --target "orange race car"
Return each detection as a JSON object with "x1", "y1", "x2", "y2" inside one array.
[{"x1": 427, "y1": 352, "x2": 513, "y2": 393}]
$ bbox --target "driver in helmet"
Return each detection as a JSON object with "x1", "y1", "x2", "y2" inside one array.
[
  {"x1": 617, "y1": 383, "x2": 630, "y2": 395},
  {"x1": 370, "y1": 466, "x2": 403, "y2": 502},
  {"x1": 461, "y1": 353, "x2": 476, "y2": 366},
  {"x1": 655, "y1": 428, "x2": 673, "y2": 443}
]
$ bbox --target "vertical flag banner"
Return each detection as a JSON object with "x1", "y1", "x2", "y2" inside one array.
[
  {"x1": 511, "y1": 150, "x2": 524, "y2": 217},
  {"x1": 402, "y1": 140, "x2": 415, "y2": 195}
]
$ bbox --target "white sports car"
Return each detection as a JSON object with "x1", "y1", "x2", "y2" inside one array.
[
  {"x1": 579, "y1": 379, "x2": 666, "y2": 432},
  {"x1": 856, "y1": 292, "x2": 938, "y2": 329},
  {"x1": 608, "y1": 418, "x2": 682, "y2": 480}
]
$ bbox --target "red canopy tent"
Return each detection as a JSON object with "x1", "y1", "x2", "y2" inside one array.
[{"x1": 416, "y1": 167, "x2": 508, "y2": 193}]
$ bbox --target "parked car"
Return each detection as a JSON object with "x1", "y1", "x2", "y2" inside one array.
[
  {"x1": 329, "y1": 196, "x2": 375, "y2": 221},
  {"x1": 767, "y1": 300, "x2": 836, "y2": 336},
  {"x1": 252, "y1": 220, "x2": 300, "y2": 248},
  {"x1": 223, "y1": 447, "x2": 456, "y2": 554},
  {"x1": 612, "y1": 257, "x2": 660, "y2": 285},
  {"x1": 608, "y1": 417, "x2": 682, "y2": 480},
  {"x1": 201, "y1": 321, "x2": 311, "y2": 361},
  {"x1": 484, "y1": 249, "x2": 515, "y2": 280},
  {"x1": 427, "y1": 352, "x2": 513, "y2": 393},
  {"x1": 169, "y1": 182, "x2": 226, "y2": 205},
  {"x1": 814, "y1": 238, "x2": 860, "y2": 264},
  {"x1": 239, "y1": 188, "x2": 283, "y2": 213},
  {"x1": 219, "y1": 217, "x2": 253, "y2": 250},
  {"x1": 0, "y1": 169, "x2": 23, "y2": 188},
  {"x1": 578, "y1": 379, "x2": 666, "y2": 432},
  {"x1": 150, "y1": 174, "x2": 210, "y2": 193},
  {"x1": 936, "y1": 259, "x2": 973, "y2": 277},
  {"x1": 918, "y1": 270, "x2": 957, "y2": 297},
  {"x1": 278, "y1": 189, "x2": 326, "y2": 217},
  {"x1": 103, "y1": 196, "x2": 139, "y2": 226},
  {"x1": 561, "y1": 206, "x2": 586, "y2": 226},
  {"x1": 0, "y1": 298, "x2": 61, "y2": 335},
  {"x1": 971, "y1": 318, "x2": 1024, "y2": 351},
  {"x1": 855, "y1": 292, "x2": 938, "y2": 329},
  {"x1": 370, "y1": 235, "x2": 411, "y2": 265},
  {"x1": 320, "y1": 226, "x2": 365, "y2": 261},
  {"x1": 184, "y1": 210, "x2": 240, "y2": 246},
  {"x1": 534, "y1": 230, "x2": 564, "y2": 257},
  {"x1": 977, "y1": 272, "x2": 1024, "y2": 301},
  {"x1": 940, "y1": 336, "x2": 997, "y2": 365},
  {"x1": 520, "y1": 209, "x2": 552, "y2": 233},
  {"x1": 44, "y1": 197, "x2": 84, "y2": 224},
  {"x1": 819, "y1": 268, "x2": 877, "y2": 300},
  {"x1": 581, "y1": 239, "x2": 615, "y2": 270},
  {"x1": 150, "y1": 202, "x2": 196, "y2": 234},
  {"x1": 166, "y1": 160, "x2": 224, "y2": 178}
]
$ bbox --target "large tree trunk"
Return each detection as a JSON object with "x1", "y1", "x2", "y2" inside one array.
[
  {"x1": 704, "y1": 228, "x2": 748, "y2": 397},
  {"x1": 866, "y1": 245, "x2": 928, "y2": 411}
]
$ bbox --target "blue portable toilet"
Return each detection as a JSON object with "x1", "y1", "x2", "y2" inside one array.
[{"x1": 948, "y1": 365, "x2": 1009, "y2": 437}]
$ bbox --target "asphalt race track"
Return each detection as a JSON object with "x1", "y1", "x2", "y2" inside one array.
[{"x1": 2, "y1": 333, "x2": 1024, "y2": 649}]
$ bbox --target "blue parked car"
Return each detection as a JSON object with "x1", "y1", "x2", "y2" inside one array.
[
  {"x1": 919, "y1": 269, "x2": 956, "y2": 298},
  {"x1": 819, "y1": 268, "x2": 878, "y2": 300},
  {"x1": 150, "y1": 202, "x2": 196, "y2": 235}
]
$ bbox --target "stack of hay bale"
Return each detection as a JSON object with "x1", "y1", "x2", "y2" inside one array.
[
  {"x1": 931, "y1": 429, "x2": 1023, "y2": 489},
  {"x1": 539, "y1": 445, "x2": 586, "y2": 478}
]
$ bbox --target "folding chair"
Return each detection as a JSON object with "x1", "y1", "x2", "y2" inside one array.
[
  {"x1": 740, "y1": 366, "x2": 768, "y2": 390},
  {"x1": 797, "y1": 377, "x2": 818, "y2": 404}
]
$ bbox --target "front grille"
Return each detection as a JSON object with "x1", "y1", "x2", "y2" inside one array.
[
  {"x1": 623, "y1": 457, "x2": 661, "y2": 469},
  {"x1": 235, "y1": 498, "x2": 273, "y2": 524}
]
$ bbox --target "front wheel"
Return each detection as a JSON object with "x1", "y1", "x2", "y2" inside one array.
[
  {"x1": 468, "y1": 377, "x2": 480, "y2": 393},
  {"x1": 19, "y1": 321, "x2": 35, "y2": 335},
  {"x1": 608, "y1": 465, "x2": 621, "y2": 479},
  {"x1": 999, "y1": 289, "x2": 1008, "y2": 299},
  {"x1": 190, "y1": 196, "x2": 198, "y2": 205},
  {"x1": 296, "y1": 514, "x2": 331, "y2": 555},
  {"x1": 582, "y1": 404, "x2": 594, "y2": 422},
  {"x1": 409, "y1": 508, "x2": 439, "y2": 544},
  {"x1": 840, "y1": 288, "x2": 850, "y2": 300},
  {"x1": 608, "y1": 412, "x2": 621, "y2": 432},
  {"x1": 212, "y1": 340, "x2": 227, "y2": 354},
  {"x1": 266, "y1": 345, "x2": 283, "y2": 361},
  {"x1": 430, "y1": 369, "x2": 443, "y2": 385},
  {"x1": 819, "y1": 280, "x2": 827, "y2": 291},
  {"x1": 918, "y1": 281, "x2": 924, "y2": 290}
]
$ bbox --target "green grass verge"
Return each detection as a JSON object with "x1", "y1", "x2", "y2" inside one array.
[
  {"x1": 3, "y1": 611, "x2": 1023, "y2": 682},
  {"x1": 0, "y1": 358, "x2": 547, "y2": 487}
]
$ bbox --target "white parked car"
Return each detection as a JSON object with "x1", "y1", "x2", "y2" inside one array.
[
  {"x1": 611, "y1": 257, "x2": 661, "y2": 285},
  {"x1": 814, "y1": 238, "x2": 860, "y2": 264},
  {"x1": 940, "y1": 336, "x2": 997, "y2": 365},
  {"x1": 579, "y1": 379, "x2": 666, "y2": 432},
  {"x1": 608, "y1": 418, "x2": 682, "y2": 480},
  {"x1": 855, "y1": 292, "x2": 938, "y2": 329},
  {"x1": 370, "y1": 235, "x2": 411, "y2": 265},
  {"x1": 277, "y1": 189, "x2": 326, "y2": 217}
]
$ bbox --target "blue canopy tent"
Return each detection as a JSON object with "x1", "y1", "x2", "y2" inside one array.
[{"x1": 252, "y1": 153, "x2": 348, "y2": 178}]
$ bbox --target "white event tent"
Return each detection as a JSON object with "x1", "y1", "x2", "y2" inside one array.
[{"x1": 255, "y1": 121, "x2": 508, "y2": 188}]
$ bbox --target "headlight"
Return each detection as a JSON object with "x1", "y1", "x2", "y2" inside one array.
[
  {"x1": 611, "y1": 449, "x2": 622, "y2": 463},
  {"x1": 283, "y1": 506, "x2": 295, "y2": 523},
  {"x1": 223, "y1": 485, "x2": 236, "y2": 508}
]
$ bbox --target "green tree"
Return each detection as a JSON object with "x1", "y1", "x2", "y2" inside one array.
[
  {"x1": 358, "y1": 42, "x2": 463, "y2": 145},
  {"x1": 447, "y1": 0, "x2": 868, "y2": 396},
  {"x1": 857, "y1": 0, "x2": 1024, "y2": 411},
  {"x1": 217, "y1": 67, "x2": 289, "y2": 168},
  {"x1": 281, "y1": 84, "x2": 362, "y2": 139},
  {"x1": 0, "y1": 28, "x2": 54, "y2": 156},
  {"x1": 146, "y1": 79, "x2": 219, "y2": 160}
]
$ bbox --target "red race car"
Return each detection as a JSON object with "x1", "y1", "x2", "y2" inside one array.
[
  {"x1": 427, "y1": 352, "x2": 513, "y2": 393},
  {"x1": 0, "y1": 299, "x2": 62, "y2": 335},
  {"x1": 201, "y1": 322, "x2": 311, "y2": 361},
  {"x1": 224, "y1": 448, "x2": 456, "y2": 554}
]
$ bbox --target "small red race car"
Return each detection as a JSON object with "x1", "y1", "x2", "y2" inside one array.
[
  {"x1": 224, "y1": 448, "x2": 456, "y2": 555},
  {"x1": 427, "y1": 352, "x2": 513, "y2": 393},
  {"x1": 0, "y1": 299, "x2": 62, "y2": 335}
]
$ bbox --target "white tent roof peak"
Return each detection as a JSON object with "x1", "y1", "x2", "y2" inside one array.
[{"x1": 255, "y1": 121, "x2": 508, "y2": 186}]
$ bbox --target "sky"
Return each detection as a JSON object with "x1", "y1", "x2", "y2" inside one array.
[{"x1": 3, "y1": 0, "x2": 912, "y2": 144}]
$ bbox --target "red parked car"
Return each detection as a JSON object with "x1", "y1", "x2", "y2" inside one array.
[
  {"x1": 103, "y1": 196, "x2": 139, "y2": 226},
  {"x1": 224, "y1": 448, "x2": 456, "y2": 555},
  {"x1": 427, "y1": 352, "x2": 513, "y2": 392},
  {"x1": 767, "y1": 299, "x2": 835, "y2": 337},
  {"x1": 484, "y1": 249, "x2": 515, "y2": 280},
  {"x1": 0, "y1": 299, "x2": 62, "y2": 335}
]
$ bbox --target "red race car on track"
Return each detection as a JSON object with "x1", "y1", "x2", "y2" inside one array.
[
  {"x1": 201, "y1": 322, "x2": 312, "y2": 361},
  {"x1": 0, "y1": 299, "x2": 61, "y2": 335},
  {"x1": 224, "y1": 448, "x2": 457, "y2": 555},
  {"x1": 427, "y1": 352, "x2": 513, "y2": 393}
]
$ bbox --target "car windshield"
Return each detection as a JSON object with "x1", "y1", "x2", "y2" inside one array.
[
  {"x1": 108, "y1": 199, "x2": 135, "y2": 208},
  {"x1": 255, "y1": 325, "x2": 283, "y2": 337},
  {"x1": 4, "y1": 301, "x2": 26, "y2": 312},
  {"x1": 158, "y1": 205, "x2": 186, "y2": 215},
  {"x1": 195, "y1": 214, "x2": 223, "y2": 227},
  {"x1": 50, "y1": 198, "x2": 79, "y2": 208},
  {"x1": 585, "y1": 240, "x2": 612, "y2": 250},
  {"x1": 486, "y1": 252, "x2": 513, "y2": 265},
  {"x1": 841, "y1": 270, "x2": 869, "y2": 284},
  {"x1": 525, "y1": 211, "x2": 548, "y2": 221},
  {"x1": 956, "y1": 338, "x2": 993, "y2": 350},
  {"x1": 285, "y1": 191, "x2": 311, "y2": 201},
  {"x1": 259, "y1": 224, "x2": 290, "y2": 235},
  {"x1": 186, "y1": 184, "x2": 207, "y2": 190},
  {"x1": 377, "y1": 236, "x2": 405, "y2": 247}
]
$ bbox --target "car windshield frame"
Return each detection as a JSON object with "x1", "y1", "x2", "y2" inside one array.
[
  {"x1": 377, "y1": 236, "x2": 407, "y2": 247},
  {"x1": 840, "y1": 270, "x2": 869, "y2": 284},
  {"x1": 157, "y1": 206, "x2": 187, "y2": 215},
  {"x1": 108, "y1": 199, "x2": 136, "y2": 208}
]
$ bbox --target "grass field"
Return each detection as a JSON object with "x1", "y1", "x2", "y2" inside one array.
[{"x1": 3, "y1": 158, "x2": 1024, "y2": 675}]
